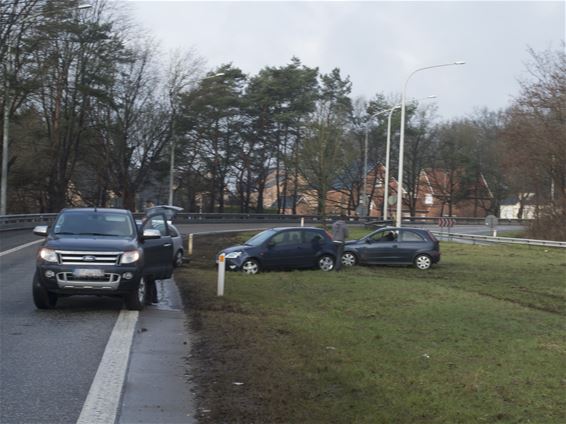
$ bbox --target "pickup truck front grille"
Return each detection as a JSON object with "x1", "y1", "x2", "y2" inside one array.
[
  {"x1": 56, "y1": 272, "x2": 121, "y2": 289},
  {"x1": 56, "y1": 251, "x2": 122, "y2": 266}
]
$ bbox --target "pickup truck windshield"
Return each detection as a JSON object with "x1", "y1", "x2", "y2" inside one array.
[{"x1": 54, "y1": 212, "x2": 134, "y2": 238}]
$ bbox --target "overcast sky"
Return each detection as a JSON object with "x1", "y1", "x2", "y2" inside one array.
[{"x1": 127, "y1": 1, "x2": 565, "y2": 120}]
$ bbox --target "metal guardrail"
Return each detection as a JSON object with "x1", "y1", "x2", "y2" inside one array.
[
  {"x1": 0, "y1": 213, "x2": 58, "y2": 231},
  {"x1": 0, "y1": 212, "x2": 530, "y2": 230},
  {"x1": 431, "y1": 232, "x2": 566, "y2": 248}
]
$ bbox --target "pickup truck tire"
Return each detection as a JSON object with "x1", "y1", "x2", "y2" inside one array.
[
  {"x1": 32, "y1": 272, "x2": 58, "y2": 309},
  {"x1": 124, "y1": 277, "x2": 146, "y2": 311}
]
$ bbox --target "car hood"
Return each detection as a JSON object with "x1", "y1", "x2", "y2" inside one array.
[
  {"x1": 220, "y1": 244, "x2": 250, "y2": 255},
  {"x1": 345, "y1": 239, "x2": 360, "y2": 246},
  {"x1": 45, "y1": 236, "x2": 138, "y2": 252}
]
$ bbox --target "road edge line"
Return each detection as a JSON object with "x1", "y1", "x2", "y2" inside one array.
[
  {"x1": 76, "y1": 310, "x2": 139, "y2": 424},
  {"x1": 0, "y1": 239, "x2": 43, "y2": 257}
]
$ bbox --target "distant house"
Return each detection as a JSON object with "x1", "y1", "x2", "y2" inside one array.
[
  {"x1": 325, "y1": 163, "x2": 401, "y2": 217},
  {"x1": 419, "y1": 169, "x2": 494, "y2": 217},
  {"x1": 260, "y1": 165, "x2": 494, "y2": 218},
  {"x1": 269, "y1": 195, "x2": 312, "y2": 215},
  {"x1": 500, "y1": 193, "x2": 536, "y2": 219}
]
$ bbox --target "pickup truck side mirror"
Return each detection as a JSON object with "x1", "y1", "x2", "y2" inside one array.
[
  {"x1": 33, "y1": 225, "x2": 48, "y2": 237},
  {"x1": 142, "y1": 229, "x2": 161, "y2": 240},
  {"x1": 267, "y1": 241, "x2": 276, "y2": 248}
]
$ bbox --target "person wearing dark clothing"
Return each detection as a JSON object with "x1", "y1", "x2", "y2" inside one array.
[{"x1": 332, "y1": 216, "x2": 349, "y2": 271}]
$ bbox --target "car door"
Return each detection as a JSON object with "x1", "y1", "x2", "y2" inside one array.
[
  {"x1": 363, "y1": 229, "x2": 402, "y2": 263},
  {"x1": 260, "y1": 230, "x2": 306, "y2": 269},
  {"x1": 397, "y1": 230, "x2": 427, "y2": 263},
  {"x1": 141, "y1": 213, "x2": 174, "y2": 279},
  {"x1": 302, "y1": 230, "x2": 328, "y2": 267}
]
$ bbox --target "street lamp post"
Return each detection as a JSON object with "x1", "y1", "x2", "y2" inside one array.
[
  {"x1": 395, "y1": 61, "x2": 465, "y2": 227},
  {"x1": 0, "y1": 3, "x2": 92, "y2": 215},
  {"x1": 382, "y1": 105, "x2": 398, "y2": 221},
  {"x1": 168, "y1": 72, "x2": 225, "y2": 206},
  {"x1": 382, "y1": 95, "x2": 436, "y2": 220}
]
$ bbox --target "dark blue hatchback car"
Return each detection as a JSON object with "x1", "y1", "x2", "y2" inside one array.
[{"x1": 217, "y1": 227, "x2": 337, "y2": 274}]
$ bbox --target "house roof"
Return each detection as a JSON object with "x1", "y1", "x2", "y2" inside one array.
[{"x1": 269, "y1": 196, "x2": 306, "y2": 209}]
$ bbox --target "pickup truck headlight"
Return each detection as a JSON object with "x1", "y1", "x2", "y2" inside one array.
[
  {"x1": 225, "y1": 251, "x2": 242, "y2": 259},
  {"x1": 39, "y1": 248, "x2": 58, "y2": 263},
  {"x1": 120, "y1": 250, "x2": 140, "y2": 264}
]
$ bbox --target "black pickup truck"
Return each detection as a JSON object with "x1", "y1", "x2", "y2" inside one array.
[{"x1": 32, "y1": 208, "x2": 174, "y2": 310}]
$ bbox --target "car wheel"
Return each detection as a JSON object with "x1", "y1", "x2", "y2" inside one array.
[
  {"x1": 241, "y1": 259, "x2": 260, "y2": 275},
  {"x1": 124, "y1": 277, "x2": 146, "y2": 310},
  {"x1": 318, "y1": 254, "x2": 335, "y2": 272},
  {"x1": 341, "y1": 252, "x2": 357, "y2": 267},
  {"x1": 174, "y1": 250, "x2": 183, "y2": 267},
  {"x1": 32, "y1": 272, "x2": 58, "y2": 309},
  {"x1": 414, "y1": 254, "x2": 432, "y2": 270}
]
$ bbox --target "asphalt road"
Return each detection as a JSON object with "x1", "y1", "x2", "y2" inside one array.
[
  {"x1": 0, "y1": 229, "x2": 199, "y2": 424},
  {"x1": 0, "y1": 230, "x2": 122, "y2": 424}
]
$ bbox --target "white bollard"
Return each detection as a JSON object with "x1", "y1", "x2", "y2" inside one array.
[
  {"x1": 188, "y1": 234, "x2": 193, "y2": 256},
  {"x1": 300, "y1": 217, "x2": 304, "y2": 227},
  {"x1": 217, "y1": 253, "x2": 225, "y2": 296}
]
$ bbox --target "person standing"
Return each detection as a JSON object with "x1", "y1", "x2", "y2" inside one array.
[{"x1": 332, "y1": 215, "x2": 349, "y2": 271}]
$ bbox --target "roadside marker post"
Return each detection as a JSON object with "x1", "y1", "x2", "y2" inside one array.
[
  {"x1": 300, "y1": 217, "x2": 304, "y2": 227},
  {"x1": 485, "y1": 215, "x2": 498, "y2": 237},
  {"x1": 217, "y1": 253, "x2": 225, "y2": 296},
  {"x1": 188, "y1": 234, "x2": 193, "y2": 256}
]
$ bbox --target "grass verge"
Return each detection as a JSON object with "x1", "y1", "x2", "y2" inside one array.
[{"x1": 176, "y1": 232, "x2": 566, "y2": 423}]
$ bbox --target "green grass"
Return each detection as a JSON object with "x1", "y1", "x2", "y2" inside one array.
[{"x1": 177, "y1": 235, "x2": 566, "y2": 423}]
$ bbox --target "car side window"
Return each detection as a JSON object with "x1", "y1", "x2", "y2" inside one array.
[
  {"x1": 401, "y1": 231, "x2": 425, "y2": 242},
  {"x1": 370, "y1": 230, "x2": 398, "y2": 242},
  {"x1": 270, "y1": 230, "x2": 302, "y2": 246},
  {"x1": 304, "y1": 230, "x2": 323, "y2": 244}
]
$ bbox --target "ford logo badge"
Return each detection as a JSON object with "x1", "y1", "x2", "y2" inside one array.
[{"x1": 82, "y1": 256, "x2": 96, "y2": 262}]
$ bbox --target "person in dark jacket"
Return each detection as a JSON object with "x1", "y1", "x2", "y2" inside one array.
[{"x1": 332, "y1": 215, "x2": 349, "y2": 271}]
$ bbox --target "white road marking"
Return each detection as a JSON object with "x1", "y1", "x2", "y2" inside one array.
[
  {"x1": 0, "y1": 239, "x2": 43, "y2": 257},
  {"x1": 76, "y1": 310, "x2": 139, "y2": 424}
]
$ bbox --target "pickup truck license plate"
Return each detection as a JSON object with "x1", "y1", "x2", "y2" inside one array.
[{"x1": 73, "y1": 269, "x2": 105, "y2": 278}]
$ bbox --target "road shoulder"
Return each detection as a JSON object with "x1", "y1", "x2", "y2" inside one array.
[{"x1": 118, "y1": 278, "x2": 196, "y2": 424}]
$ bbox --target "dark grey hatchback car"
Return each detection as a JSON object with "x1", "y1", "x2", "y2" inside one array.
[{"x1": 341, "y1": 227, "x2": 440, "y2": 270}]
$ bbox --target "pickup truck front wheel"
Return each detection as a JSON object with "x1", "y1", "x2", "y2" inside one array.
[
  {"x1": 124, "y1": 278, "x2": 146, "y2": 311},
  {"x1": 32, "y1": 272, "x2": 58, "y2": 309}
]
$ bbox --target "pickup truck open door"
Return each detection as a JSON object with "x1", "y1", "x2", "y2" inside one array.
[{"x1": 141, "y1": 212, "x2": 174, "y2": 280}]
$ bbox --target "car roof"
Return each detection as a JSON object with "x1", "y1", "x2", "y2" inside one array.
[
  {"x1": 371, "y1": 226, "x2": 427, "y2": 232},
  {"x1": 271, "y1": 227, "x2": 325, "y2": 231},
  {"x1": 61, "y1": 208, "x2": 130, "y2": 214}
]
